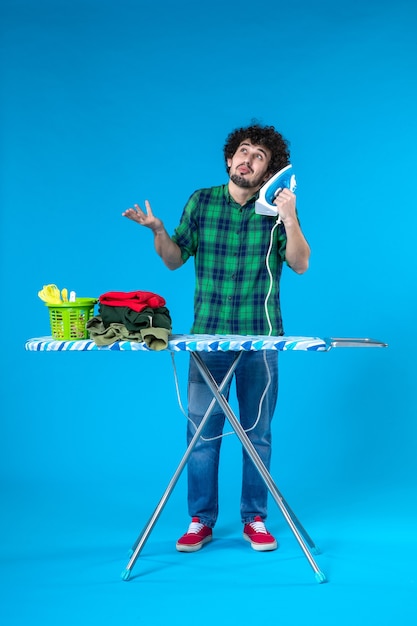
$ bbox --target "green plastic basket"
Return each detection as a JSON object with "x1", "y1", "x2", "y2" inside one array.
[{"x1": 46, "y1": 298, "x2": 97, "y2": 340}]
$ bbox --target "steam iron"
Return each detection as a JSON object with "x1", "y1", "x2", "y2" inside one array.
[{"x1": 255, "y1": 164, "x2": 296, "y2": 216}]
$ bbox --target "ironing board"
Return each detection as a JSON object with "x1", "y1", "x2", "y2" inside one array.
[{"x1": 25, "y1": 334, "x2": 387, "y2": 583}]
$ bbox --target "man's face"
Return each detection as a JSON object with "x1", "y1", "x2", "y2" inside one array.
[{"x1": 227, "y1": 140, "x2": 272, "y2": 189}]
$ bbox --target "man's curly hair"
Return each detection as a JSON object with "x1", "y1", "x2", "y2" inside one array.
[{"x1": 223, "y1": 123, "x2": 290, "y2": 175}]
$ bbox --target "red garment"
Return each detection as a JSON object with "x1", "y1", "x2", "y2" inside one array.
[{"x1": 99, "y1": 290, "x2": 166, "y2": 313}]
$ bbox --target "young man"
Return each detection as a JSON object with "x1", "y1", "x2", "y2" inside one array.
[{"x1": 123, "y1": 123, "x2": 310, "y2": 552}]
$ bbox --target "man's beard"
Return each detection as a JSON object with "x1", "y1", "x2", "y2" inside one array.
[{"x1": 230, "y1": 172, "x2": 266, "y2": 189}]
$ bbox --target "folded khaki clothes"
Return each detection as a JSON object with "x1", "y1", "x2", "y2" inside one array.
[
  {"x1": 86, "y1": 317, "x2": 170, "y2": 350},
  {"x1": 140, "y1": 327, "x2": 170, "y2": 351}
]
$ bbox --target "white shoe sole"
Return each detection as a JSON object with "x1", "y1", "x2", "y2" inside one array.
[
  {"x1": 176, "y1": 535, "x2": 212, "y2": 552},
  {"x1": 243, "y1": 533, "x2": 278, "y2": 551}
]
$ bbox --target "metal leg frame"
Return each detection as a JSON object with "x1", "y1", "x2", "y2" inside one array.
[
  {"x1": 191, "y1": 352, "x2": 326, "y2": 584},
  {"x1": 122, "y1": 350, "x2": 327, "y2": 584}
]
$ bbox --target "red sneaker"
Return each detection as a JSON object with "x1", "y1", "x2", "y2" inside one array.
[
  {"x1": 243, "y1": 516, "x2": 278, "y2": 551},
  {"x1": 176, "y1": 517, "x2": 213, "y2": 552}
]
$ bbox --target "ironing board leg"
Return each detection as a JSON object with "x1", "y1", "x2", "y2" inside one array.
[
  {"x1": 192, "y1": 352, "x2": 327, "y2": 584},
  {"x1": 121, "y1": 352, "x2": 243, "y2": 581}
]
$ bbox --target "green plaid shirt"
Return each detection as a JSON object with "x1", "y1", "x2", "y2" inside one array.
[{"x1": 171, "y1": 184, "x2": 288, "y2": 335}]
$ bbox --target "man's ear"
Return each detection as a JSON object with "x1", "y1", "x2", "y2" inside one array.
[
  {"x1": 227, "y1": 157, "x2": 232, "y2": 169},
  {"x1": 263, "y1": 171, "x2": 273, "y2": 182}
]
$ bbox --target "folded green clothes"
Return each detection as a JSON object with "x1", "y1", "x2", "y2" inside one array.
[
  {"x1": 86, "y1": 317, "x2": 170, "y2": 350},
  {"x1": 99, "y1": 304, "x2": 172, "y2": 332}
]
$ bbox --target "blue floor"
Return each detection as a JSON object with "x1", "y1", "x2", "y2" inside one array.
[
  {"x1": 1, "y1": 478, "x2": 416, "y2": 626},
  {"x1": 2, "y1": 1, "x2": 416, "y2": 623}
]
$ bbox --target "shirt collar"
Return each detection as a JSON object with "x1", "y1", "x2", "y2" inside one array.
[{"x1": 223, "y1": 184, "x2": 259, "y2": 208}]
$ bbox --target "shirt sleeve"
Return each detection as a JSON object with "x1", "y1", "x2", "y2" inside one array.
[
  {"x1": 279, "y1": 208, "x2": 303, "y2": 265},
  {"x1": 171, "y1": 190, "x2": 200, "y2": 262}
]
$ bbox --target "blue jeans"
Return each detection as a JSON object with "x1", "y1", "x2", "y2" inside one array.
[{"x1": 186, "y1": 350, "x2": 278, "y2": 527}]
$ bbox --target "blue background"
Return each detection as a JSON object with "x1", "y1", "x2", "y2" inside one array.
[{"x1": 1, "y1": 0, "x2": 416, "y2": 624}]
